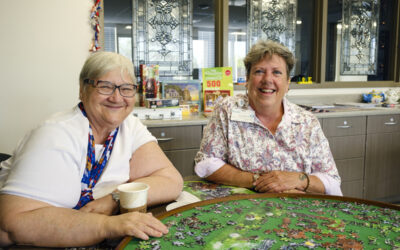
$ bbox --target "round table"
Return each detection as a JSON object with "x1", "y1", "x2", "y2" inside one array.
[{"x1": 117, "y1": 193, "x2": 400, "y2": 249}]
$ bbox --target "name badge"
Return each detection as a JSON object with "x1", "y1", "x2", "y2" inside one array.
[{"x1": 231, "y1": 108, "x2": 255, "y2": 123}]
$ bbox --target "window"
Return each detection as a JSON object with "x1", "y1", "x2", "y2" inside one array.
[
  {"x1": 326, "y1": 0, "x2": 396, "y2": 82},
  {"x1": 294, "y1": 0, "x2": 315, "y2": 81},
  {"x1": 228, "y1": 0, "x2": 315, "y2": 82},
  {"x1": 103, "y1": 0, "x2": 400, "y2": 86},
  {"x1": 228, "y1": 0, "x2": 247, "y2": 83},
  {"x1": 104, "y1": 0, "x2": 215, "y2": 81},
  {"x1": 104, "y1": 0, "x2": 132, "y2": 57}
]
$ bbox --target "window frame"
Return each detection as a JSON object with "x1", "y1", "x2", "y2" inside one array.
[{"x1": 100, "y1": 0, "x2": 400, "y2": 88}]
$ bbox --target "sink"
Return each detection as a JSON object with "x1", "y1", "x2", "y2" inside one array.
[{"x1": 298, "y1": 104, "x2": 333, "y2": 113}]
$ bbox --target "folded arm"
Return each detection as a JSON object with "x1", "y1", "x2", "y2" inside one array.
[
  {"x1": 254, "y1": 170, "x2": 325, "y2": 194},
  {"x1": 196, "y1": 157, "x2": 332, "y2": 195},
  {"x1": 205, "y1": 163, "x2": 255, "y2": 189}
]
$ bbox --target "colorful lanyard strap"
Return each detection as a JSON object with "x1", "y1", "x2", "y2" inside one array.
[{"x1": 74, "y1": 102, "x2": 119, "y2": 209}]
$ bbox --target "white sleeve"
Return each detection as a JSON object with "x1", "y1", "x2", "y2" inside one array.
[
  {"x1": 125, "y1": 116, "x2": 157, "y2": 153},
  {"x1": 0, "y1": 124, "x2": 83, "y2": 207},
  {"x1": 312, "y1": 173, "x2": 343, "y2": 196},
  {"x1": 0, "y1": 158, "x2": 12, "y2": 188},
  {"x1": 194, "y1": 157, "x2": 226, "y2": 178}
]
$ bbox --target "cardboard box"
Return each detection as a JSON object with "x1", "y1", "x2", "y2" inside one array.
[
  {"x1": 132, "y1": 107, "x2": 182, "y2": 120},
  {"x1": 180, "y1": 103, "x2": 200, "y2": 116},
  {"x1": 145, "y1": 98, "x2": 180, "y2": 108},
  {"x1": 203, "y1": 90, "x2": 231, "y2": 113},
  {"x1": 162, "y1": 80, "x2": 202, "y2": 112}
]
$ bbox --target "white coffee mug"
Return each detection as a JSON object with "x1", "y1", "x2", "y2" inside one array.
[{"x1": 117, "y1": 182, "x2": 149, "y2": 213}]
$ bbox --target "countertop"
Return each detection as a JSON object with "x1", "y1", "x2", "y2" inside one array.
[{"x1": 140, "y1": 106, "x2": 400, "y2": 127}]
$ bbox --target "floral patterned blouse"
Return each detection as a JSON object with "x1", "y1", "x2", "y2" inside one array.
[{"x1": 195, "y1": 94, "x2": 341, "y2": 186}]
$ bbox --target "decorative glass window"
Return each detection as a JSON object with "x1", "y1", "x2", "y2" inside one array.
[
  {"x1": 228, "y1": 0, "x2": 247, "y2": 83},
  {"x1": 340, "y1": 0, "x2": 380, "y2": 75},
  {"x1": 326, "y1": 0, "x2": 395, "y2": 81},
  {"x1": 247, "y1": 0, "x2": 297, "y2": 56},
  {"x1": 229, "y1": 0, "x2": 314, "y2": 82},
  {"x1": 293, "y1": 0, "x2": 315, "y2": 80},
  {"x1": 133, "y1": 0, "x2": 192, "y2": 77}
]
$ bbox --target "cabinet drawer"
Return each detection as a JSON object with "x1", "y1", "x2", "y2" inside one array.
[
  {"x1": 322, "y1": 116, "x2": 366, "y2": 137},
  {"x1": 327, "y1": 135, "x2": 365, "y2": 159},
  {"x1": 367, "y1": 114, "x2": 400, "y2": 133},
  {"x1": 148, "y1": 125, "x2": 202, "y2": 150},
  {"x1": 335, "y1": 158, "x2": 364, "y2": 182}
]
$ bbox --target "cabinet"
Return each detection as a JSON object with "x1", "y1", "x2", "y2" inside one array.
[
  {"x1": 322, "y1": 116, "x2": 366, "y2": 198},
  {"x1": 148, "y1": 125, "x2": 202, "y2": 177},
  {"x1": 364, "y1": 114, "x2": 400, "y2": 202}
]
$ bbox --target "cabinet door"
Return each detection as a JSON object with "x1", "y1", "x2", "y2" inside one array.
[
  {"x1": 164, "y1": 149, "x2": 198, "y2": 177},
  {"x1": 327, "y1": 135, "x2": 365, "y2": 160},
  {"x1": 322, "y1": 116, "x2": 367, "y2": 199},
  {"x1": 364, "y1": 115, "x2": 400, "y2": 202},
  {"x1": 336, "y1": 158, "x2": 364, "y2": 182},
  {"x1": 341, "y1": 180, "x2": 364, "y2": 198},
  {"x1": 364, "y1": 131, "x2": 400, "y2": 201},
  {"x1": 336, "y1": 158, "x2": 364, "y2": 198}
]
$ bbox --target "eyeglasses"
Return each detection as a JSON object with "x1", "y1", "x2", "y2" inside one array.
[{"x1": 84, "y1": 79, "x2": 138, "y2": 97}]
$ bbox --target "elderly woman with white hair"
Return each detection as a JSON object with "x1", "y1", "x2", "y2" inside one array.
[{"x1": 0, "y1": 52, "x2": 183, "y2": 247}]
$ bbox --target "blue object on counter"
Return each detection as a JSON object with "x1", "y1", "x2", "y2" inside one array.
[{"x1": 362, "y1": 91, "x2": 385, "y2": 104}]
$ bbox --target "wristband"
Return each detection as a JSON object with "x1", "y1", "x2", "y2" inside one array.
[
  {"x1": 252, "y1": 173, "x2": 260, "y2": 188},
  {"x1": 111, "y1": 190, "x2": 120, "y2": 204},
  {"x1": 302, "y1": 172, "x2": 310, "y2": 192}
]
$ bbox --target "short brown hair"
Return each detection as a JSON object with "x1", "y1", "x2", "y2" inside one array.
[{"x1": 244, "y1": 40, "x2": 295, "y2": 79}]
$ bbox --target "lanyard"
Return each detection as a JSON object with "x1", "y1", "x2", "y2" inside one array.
[{"x1": 74, "y1": 102, "x2": 119, "y2": 209}]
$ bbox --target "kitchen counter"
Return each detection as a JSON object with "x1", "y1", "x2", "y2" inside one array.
[
  {"x1": 141, "y1": 115, "x2": 209, "y2": 127},
  {"x1": 139, "y1": 106, "x2": 400, "y2": 126},
  {"x1": 308, "y1": 106, "x2": 400, "y2": 118}
]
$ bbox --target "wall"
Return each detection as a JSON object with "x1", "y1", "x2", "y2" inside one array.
[{"x1": 0, "y1": 0, "x2": 93, "y2": 154}]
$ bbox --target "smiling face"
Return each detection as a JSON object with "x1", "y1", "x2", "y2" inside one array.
[
  {"x1": 247, "y1": 54, "x2": 290, "y2": 115},
  {"x1": 80, "y1": 68, "x2": 136, "y2": 134}
]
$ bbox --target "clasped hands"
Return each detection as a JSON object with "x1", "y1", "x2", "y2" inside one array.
[{"x1": 252, "y1": 170, "x2": 307, "y2": 194}]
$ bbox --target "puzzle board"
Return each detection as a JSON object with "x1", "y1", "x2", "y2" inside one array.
[{"x1": 117, "y1": 193, "x2": 400, "y2": 249}]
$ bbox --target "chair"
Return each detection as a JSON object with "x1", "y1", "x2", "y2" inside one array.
[{"x1": 0, "y1": 153, "x2": 11, "y2": 162}]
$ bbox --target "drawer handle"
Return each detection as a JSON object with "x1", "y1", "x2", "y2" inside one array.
[
  {"x1": 384, "y1": 122, "x2": 397, "y2": 125},
  {"x1": 156, "y1": 137, "x2": 174, "y2": 142},
  {"x1": 337, "y1": 125, "x2": 352, "y2": 129}
]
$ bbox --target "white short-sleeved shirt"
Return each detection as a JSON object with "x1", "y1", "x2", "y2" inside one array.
[{"x1": 0, "y1": 106, "x2": 156, "y2": 207}]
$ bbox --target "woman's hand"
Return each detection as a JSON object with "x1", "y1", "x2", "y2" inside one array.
[
  {"x1": 79, "y1": 194, "x2": 117, "y2": 215},
  {"x1": 253, "y1": 170, "x2": 306, "y2": 193},
  {"x1": 104, "y1": 212, "x2": 168, "y2": 240}
]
